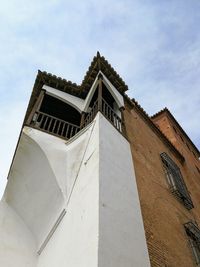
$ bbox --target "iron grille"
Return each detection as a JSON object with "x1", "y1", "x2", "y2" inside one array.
[
  {"x1": 184, "y1": 222, "x2": 200, "y2": 241},
  {"x1": 184, "y1": 221, "x2": 200, "y2": 265},
  {"x1": 161, "y1": 152, "x2": 194, "y2": 210}
]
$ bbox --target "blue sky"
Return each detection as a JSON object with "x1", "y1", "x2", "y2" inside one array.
[{"x1": 0, "y1": 0, "x2": 200, "y2": 197}]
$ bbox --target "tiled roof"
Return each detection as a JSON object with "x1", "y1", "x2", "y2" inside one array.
[
  {"x1": 81, "y1": 51, "x2": 128, "y2": 93},
  {"x1": 24, "y1": 52, "x2": 129, "y2": 123}
]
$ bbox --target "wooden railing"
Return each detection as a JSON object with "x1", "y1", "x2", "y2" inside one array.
[
  {"x1": 82, "y1": 99, "x2": 98, "y2": 128},
  {"x1": 82, "y1": 98, "x2": 124, "y2": 135},
  {"x1": 102, "y1": 97, "x2": 124, "y2": 133},
  {"x1": 30, "y1": 98, "x2": 124, "y2": 140},
  {"x1": 31, "y1": 111, "x2": 80, "y2": 140}
]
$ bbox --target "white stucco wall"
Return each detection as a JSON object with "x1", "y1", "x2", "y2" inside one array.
[
  {"x1": 0, "y1": 113, "x2": 150, "y2": 267},
  {"x1": 0, "y1": 199, "x2": 37, "y2": 267},
  {"x1": 37, "y1": 119, "x2": 100, "y2": 267},
  {"x1": 4, "y1": 131, "x2": 65, "y2": 247},
  {"x1": 98, "y1": 114, "x2": 151, "y2": 267},
  {"x1": 0, "y1": 118, "x2": 100, "y2": 267}
]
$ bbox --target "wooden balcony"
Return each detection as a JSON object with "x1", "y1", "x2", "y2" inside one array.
[
  {"x1": 31, "y1": 111, "x2": 80, "y2": 140},
  {"x1": 30, "y1": 97, "x2": 125, "y2": 141},
  {"x1": 102, "y1": 97, "x2": 124, "y2": 133}
]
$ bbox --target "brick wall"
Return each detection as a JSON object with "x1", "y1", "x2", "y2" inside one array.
[{"x1": 124, "y1": 101, "x2": 200, "y2": 267}]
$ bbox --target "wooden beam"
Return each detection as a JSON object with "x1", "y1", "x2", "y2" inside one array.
[
  {"x1": 120, "y1": 107, "x2": 127, "y2": 137},
  {"x1": 26, "y1": 89, "x2": 45, "y2": 125},
  {"x1": 80, "y1": 112, "x2": 86, "y2": 128},
  {"x1": 98, "y1": 74, "x2": 103, "y2": 111}
]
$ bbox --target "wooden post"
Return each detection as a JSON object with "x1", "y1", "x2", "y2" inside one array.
[
  {"x1": 80, "y1": 112, "x2": 86, "y2": 128},
  {"x1": 120, "y1": 106, "x2": 127, "y2": 137},
  {"x1": 26, "y1": 89, "x2": 45, "y2": 125},
  {"x1": 98, "y1": 73, "x2": 103, "y2": 112}
]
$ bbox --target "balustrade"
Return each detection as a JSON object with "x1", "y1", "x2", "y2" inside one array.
[
  {"x1": 30, "y1": 97, "x2": 125, "y2": 140},
  {"x1": 31, "y1": 111, "x2": 80, "y2": 139}
]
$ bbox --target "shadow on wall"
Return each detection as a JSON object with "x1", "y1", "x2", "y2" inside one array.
[{"x1": 4, "y1": 131, "x2": 65, "y2": 247}]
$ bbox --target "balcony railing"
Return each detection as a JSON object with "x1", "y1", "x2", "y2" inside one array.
[
  {"x1": 102, "y1": 97, "x2": 124, "y2": 133},
  {"x1": 82, "y1": 99, "x2": 98, "y2": 128},
  {"x1": 30, "y1": 97, "x2": 125, "y2": 140},
  {"x1": 31, "y1": 111, "x2": 80, "y2": 140},
  {"x1": 82, "y1": 98, "x2": 124, "y2": 134}
]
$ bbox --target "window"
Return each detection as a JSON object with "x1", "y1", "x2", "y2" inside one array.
[
  {"x1": 160, "y1": 152, "x2": 194, "y2": 210},
  {"x1": 184, "y1": 221, "x2": 200, "y2": 265}
]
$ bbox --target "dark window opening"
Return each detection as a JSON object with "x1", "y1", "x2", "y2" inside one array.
[
  {"x1": 88, "y1": 82, "x2": 117, "y2": 110},
  {"x1": 31, "y1": 94, "x2": 81, "y2": 139},
  {"x1": 89, "y1": 86, "x2": 98, "y2": 108},
  {"x1": 84, "y1": 80, "x2": 123, "y2": 135},
  {"x1": 160, "y1": 152, "x2": 194, "y2": 210},
  {"x1": 102, "y1": 82, "x2": 115, "y2": 109},
  {"x1": 40, "y1": 94, "x2": 81, "y2": 126}
]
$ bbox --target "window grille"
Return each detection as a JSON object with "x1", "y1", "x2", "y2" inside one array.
[
  {"x1": 184, "y1": 221, "x2": 200, "y2": 265},
  {"x1": 160, "y1": 152, "x2": 194, "y2": 210}
]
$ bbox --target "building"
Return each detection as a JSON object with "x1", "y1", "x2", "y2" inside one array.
[{"x1": 0, "y1": 52, "x2": 199, "y2": 267}]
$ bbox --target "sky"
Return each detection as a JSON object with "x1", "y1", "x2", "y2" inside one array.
[{"x1": 0, "y1": 0, "x2": 200, "y2": 198}]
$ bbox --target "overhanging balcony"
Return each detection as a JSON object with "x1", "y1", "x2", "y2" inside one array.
[
  {"x1": 31, "y1": 111, "x2": 80, "y2": 140},
  {"x1": 29, "y1": 96, "x2": 125, "y2": 141}
]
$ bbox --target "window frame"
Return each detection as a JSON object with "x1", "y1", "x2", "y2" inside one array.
[
  {"x1": 161, "y1": 152, "x2": 194, "y2": 210},
  {"x1": 184, "y1": 221, "x2": 200, "y2": 265}
]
